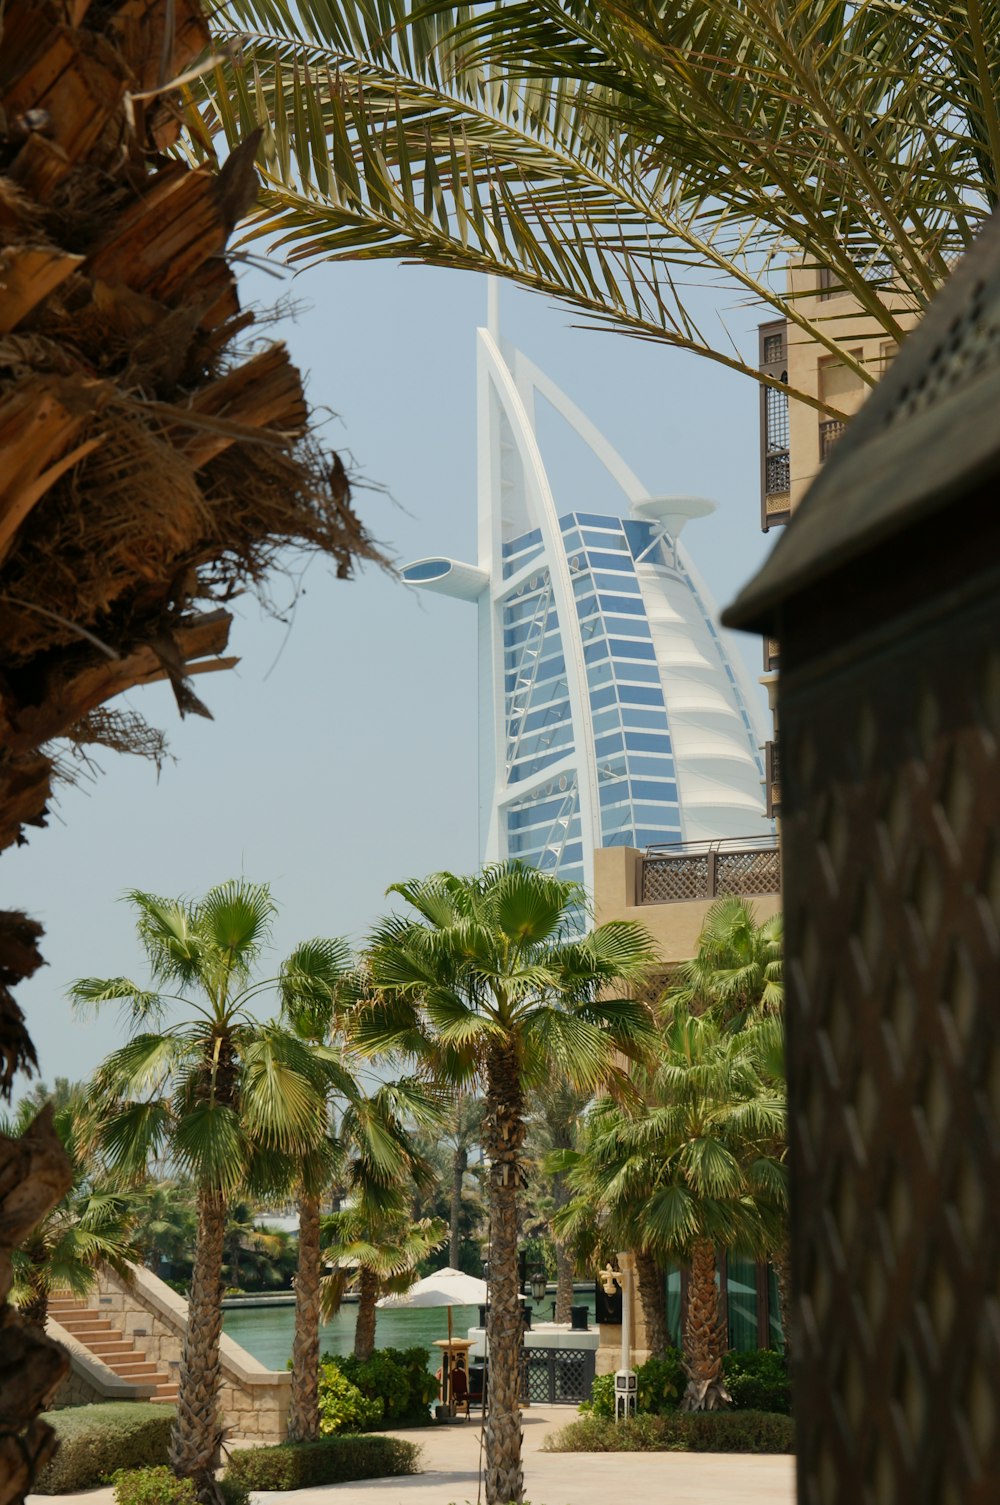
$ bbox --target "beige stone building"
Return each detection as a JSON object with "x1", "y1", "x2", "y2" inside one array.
[
  {"x1": 757, "y1": 264, "x2": 921, "y2": 816},
  {"x1": 591, "y1": 841, "x2": 782, "y2": 1372}
]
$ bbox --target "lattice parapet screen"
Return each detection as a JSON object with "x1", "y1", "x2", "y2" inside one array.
[
  {"x1": 716, "y1": 848, "x2": 781, "y2": 896},
  {"x1": 782, "y1": 588, "x2": 1000, "y2": 1504},
  {"x1": 642, "y1": 852, "x2": 709, "y2": 902},
  {"x1": 642, "y1": 847, "x2": 781, "y2": 903}
]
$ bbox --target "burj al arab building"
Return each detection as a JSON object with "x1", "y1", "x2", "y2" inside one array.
[{"x1": 403, "y1": 296, "x2": 769, "y2": 897}]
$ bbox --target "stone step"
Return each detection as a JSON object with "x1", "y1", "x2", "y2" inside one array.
[
  {"x1": 64, "y1": 1323, "x2": 116, "y2": 1340},
  {"x1": 152, "y1": 1386, "x2": 179, "y2": 1401},
  {"x1": 88, "y1": 1339, "x2": 137, "y2": 1358},
  {"x1": 105, "y1": 1360, "x2": 160, "y2": 1378}
]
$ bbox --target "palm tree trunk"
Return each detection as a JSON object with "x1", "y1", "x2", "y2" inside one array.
[
  {"x1": 775, "y1": 1239, "x2": 792, "y2": 1359},
  {"x1": 450, "y1": 1144, "x2": 468, "y2": 1267},
  {"x1": 635, "y1": 1249, "x2": 668, "y2": 1359},
  {"x1": 680, "y1": 1238, "x2": 731, "y2": 1412},
  {"x1": 169, "y1": 1186, "x2": 227, "y2": 1503},
  {"x1": 554, "y1": 1239, "x2": 574, "y2": 1325},
  {"x1": 287, "y1": 1190, "x2": 321, "y2": 1442},
  {"x1": 483, "y1": 1041, "x2": 526, "y2": 1505},
  {"x1": 354, "y1": 1266, "x2": 379, "y2": 1360}
]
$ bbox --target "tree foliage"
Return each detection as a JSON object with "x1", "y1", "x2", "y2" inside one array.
[{"x1": 192, "y1": 0, "x2": 999, "y2": 407}]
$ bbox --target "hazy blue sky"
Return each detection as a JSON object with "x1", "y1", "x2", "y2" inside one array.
[{"x1": 8, "y1": 256, "x2": 776, "y2": 1091}]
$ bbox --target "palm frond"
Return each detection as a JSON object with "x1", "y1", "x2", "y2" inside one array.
[{"x1": 188, "y1": 0, "x2": 994, "y2": 404}]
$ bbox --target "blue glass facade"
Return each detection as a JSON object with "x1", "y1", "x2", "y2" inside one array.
[
  {"x1": 500, "y1": 512, "x2": 693, "y2": 883},
  {"x1": 402, "y1": 327, "x2": 768, "y2": 897}
]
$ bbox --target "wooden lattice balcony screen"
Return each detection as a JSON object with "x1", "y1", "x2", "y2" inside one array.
[
  {"x1": 641, "y1": 838, "x2": 780, "y2": 904},
  {"x1": 725, "y1": 214, "x2": 1000, "y2": 1504}
]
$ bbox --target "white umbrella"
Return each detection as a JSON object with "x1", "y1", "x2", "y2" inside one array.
[
  {"x1": 379, "y1": 1267, "x2": 489, "y2": 1407},
  {"x1": 377, "y1": 1265, "x2": 488, "y2": 1329}
]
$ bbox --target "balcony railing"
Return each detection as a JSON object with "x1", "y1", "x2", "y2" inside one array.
[
  {"x1": 820, "y1": 419, "x2": 847, "y2": 460},
  {"x1": 764, "y1": 449, "x2": 790, "y2": 495},
  {"x1": 641, "y1": 836, "x2": 780, "y2": 905},
  {"x1": 765, "y1": 741, "x2": 781, "y2": 820}
]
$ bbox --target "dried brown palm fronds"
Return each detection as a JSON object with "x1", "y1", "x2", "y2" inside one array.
[{"x1": 0, "y1": 0, "x2": 387, "y2": 858}]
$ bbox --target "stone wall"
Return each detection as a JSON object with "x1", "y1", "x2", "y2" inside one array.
[{"x1": 91, "y1": 1266, "x2": 290, "y2": 1441}]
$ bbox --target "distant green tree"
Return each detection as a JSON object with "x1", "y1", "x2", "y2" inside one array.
[{"x1": 4, "y1": 1096, "x2": 136, "y2": 1327}]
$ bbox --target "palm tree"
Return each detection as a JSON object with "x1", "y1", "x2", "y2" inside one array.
[
  {"x1": 564, "y1": 1005, "x2": 786, "y2": 1410},
  {"x1": 195, "y1": 1, "x2": 997, "y2": 409},
  {"x1": 670, "y1": 898, "x2": 783, "y2": 1030},
  {"x1": 321, "y1": 1194, "x2": 447, "y2": 1358},
  {"x1": 443, "y1": 1093, "x2": 484, "y2": 1269},
  {"x1": 72, "y1": 882, "x2": 332, "y2": 1503},
  {"x1": 357, "y1": 862, "x2": 656, "y2": 1504},
  {"x1": 5, "y1": 1096, "x2": 137, "y2": 1328},
  {"x1": 279, "y1": 936, "x2": 445, "y2": 1440},
  {"x1": 525, "y1": 1079, "x2": 591, "y2": 1323}
]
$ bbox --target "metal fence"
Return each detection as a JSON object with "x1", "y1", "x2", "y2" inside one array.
[
  {"x1": 520, "y1": 1346, "x2": 596, "y2": 1405},
  {"x1": 641, "y1": 836, "x2": 780, "y2": 904}
]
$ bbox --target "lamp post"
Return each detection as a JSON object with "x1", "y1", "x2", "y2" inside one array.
[
  {"x1": 529, "y1": 1266, "x2": 548, "y2": 1303},
  {"x1": 599, "y1": 1252, "x2": 637, "y2": 1421}
]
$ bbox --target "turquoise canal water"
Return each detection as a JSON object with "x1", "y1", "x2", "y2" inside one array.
[{"x1": 223, "y1": 1291, "x2": 597, "y2": 1372}]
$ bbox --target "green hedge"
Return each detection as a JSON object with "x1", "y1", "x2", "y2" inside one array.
[
  {"x1": 722, "y1": 1349, "x2": 791, "y2": 1414},
  {"x1": 225, "y1": 1434, "x2": 421, "y2": 1490},
  {"x1": 34, "y1": 1404, "x2": 175, "y2": 1494},
  {"x1": 318, "y1": 1347, "x2": 437, "y2": 1432},
  {"x1": 543, "y1": 1409, "x2": 795, "y2": 1454}
]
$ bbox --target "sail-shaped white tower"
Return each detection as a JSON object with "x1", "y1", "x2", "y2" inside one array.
[{"x1": 403, "y1": 302, "x2": 768, "y2": 895}]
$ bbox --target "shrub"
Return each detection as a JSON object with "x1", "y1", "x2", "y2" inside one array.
[
  {"x1": 544, "y1": 1409, "x2": 795, "y2": 1454},
  {"x1": 113, "y1": 1467, "x2": 197, "y2": 1505},
  {"x1": 317, "y1": 1362, "x2": 384, "y2": 1434},
  {"x1": 637, "y1": 1351, "x2": 684, "y2": 1413},
  {"x1": 722, "y1": 1349, "x2": 791, "y2": 1415},
  {"x1": 578, "y1": 1351, "x2": 684, "y2": 1420},
  {"x1": 34, "y1": 1403, "x2": 175, "y2": 1494},
  {"x1": 218, "y1": 1477, "x2": 251, "y2": 1505},
  {"x1": 225, "y1": 1435, "x2": 420, "y2": 1490},
  {"x1": 326, "y1": 1347, "x2": 437, "y2": 1426}
]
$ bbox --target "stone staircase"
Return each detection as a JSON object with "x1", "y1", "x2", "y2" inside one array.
[{"x1": 48, "y1": 1297, "x2": 178, "y2": 1401}]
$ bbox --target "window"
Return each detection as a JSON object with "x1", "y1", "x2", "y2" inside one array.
[
  {"x1": 625, "y1": 730, "x2": 670, "y2": 752},
  {"x1": 610, "y1": 639, "x2": 656, "y2": 660},
  {"x1": 618, "y1": 684, "x2": 665, "y2": 706},
  {"x1": 621, "y1": 707, "x2": 669, "y2": 730},
  {"x1": 599, "y1": 594, "x2": 645, "y2": 615},
  {"x1": 629, "y1": 779, "x2": 678, "y2": 802}
]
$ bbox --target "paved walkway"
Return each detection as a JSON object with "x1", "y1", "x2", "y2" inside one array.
[{"x1": 31, "y1": 1408, "x2": 796, "y2": 1505}]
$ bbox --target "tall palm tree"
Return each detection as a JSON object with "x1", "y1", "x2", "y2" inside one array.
[
  {"x1": 563, "y1": 1005, "x2": 786, "y2": 1409},
  {"x1": 279, "y1": 936, "x2": 446, "y2": 1439},
  {"x1": 72, "y1": 882, "x2": 332, "y2": 1503},
  {"x1": 357, "y1": 862, "x2": 657, "y2": 1504},
  {"x1": 194, "y1": 1, "x2": 997, "y2": 408}
]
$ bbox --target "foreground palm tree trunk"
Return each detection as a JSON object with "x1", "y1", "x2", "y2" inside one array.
[
  {"x1": 287, "y1": 1191, "x2": 321, "y2": 1441},
  {"x1": 353, "y1": 1266, "x2": 379, "y2": 1360},
  {"x1": 635, "y1": 1249, "x2": 668, "y2": 1360},
  {"x1": 680, "y1": 1238, "x2": 731, "y2": 1412},
  {"x1": 483, "y1": 1042, "x2": 526, "y2": 1505},
  {"x1": 170, "y1": 1189, "x2": 227, "y2": 1502}
]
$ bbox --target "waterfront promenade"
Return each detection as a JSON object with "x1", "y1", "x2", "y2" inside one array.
[{"x1": 28, "y1": 1407, "x2": 795, "y2": 1505}]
